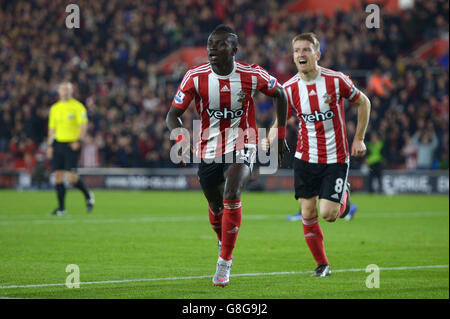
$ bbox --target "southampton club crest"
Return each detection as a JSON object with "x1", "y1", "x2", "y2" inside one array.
[
  {"x1": 237, "y1": 90, "x2": 247, "y2": 103},
  {"x1": 323, "y1": 92, "x2": 338, "y2": 104}
]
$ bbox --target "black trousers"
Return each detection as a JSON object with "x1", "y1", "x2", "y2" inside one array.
[{"x1": 368, "y1": 162, "x2": 383, "y2": 193}]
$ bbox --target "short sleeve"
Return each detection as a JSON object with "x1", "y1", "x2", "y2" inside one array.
[
  {"x1": 77, "y1": 103, "x2": 88, "y2": 124},
  {"x1": 253, "y1": 64, "x2": 278, "y2": 97},
  {"x1": 172, "y1": 71, "x2": 196, "y2": 110},
  {"x1": 283, "y1": 85, "x2": 295, "y2": 119},
  {"x1": 339, "y1": 72, "x2": 360, "y2": 103},
  {"x1": 48, "y1": 106, "x2": 55, "y2": 129}
]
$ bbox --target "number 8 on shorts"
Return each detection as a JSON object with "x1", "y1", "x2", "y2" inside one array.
[{"x1": 334, "y1": 178, "x2": 344, "y2": 193}]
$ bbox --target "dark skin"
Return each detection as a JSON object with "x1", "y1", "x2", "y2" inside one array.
[{"x1": 166, "y1": 30, "x2": 288, "y2": 213}]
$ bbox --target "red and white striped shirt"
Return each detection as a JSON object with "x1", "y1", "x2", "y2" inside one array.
[
  {"x1": 283, "y1": 67, "x2": 360, "y2": 164},
  {"x1": 172, "y1": 61, "x2": 278, "y2": 159}
]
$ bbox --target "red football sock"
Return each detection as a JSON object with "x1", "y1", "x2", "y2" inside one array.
[
  {"x1": 302, "y1": 216, "x2": 329, "y2": 265},
  {"x1": 220, "y1": 199, "x2": 242, "y2": 261},
  {"x1": 208, "y1": 206, "x2": 223, "y2": 241},
  {"x1": 338, "y1": 190, "x2": 348, "y2": 219}
]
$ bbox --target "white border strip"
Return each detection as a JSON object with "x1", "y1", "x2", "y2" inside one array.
[{"x1": 0, "y1": 265, "x2": 447, "y2": 290}]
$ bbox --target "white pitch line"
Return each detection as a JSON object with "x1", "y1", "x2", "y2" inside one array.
[
  {"x1": 0, "y1": 211, "x2": 447, "y2": 226},
  {"x1": 0, "y1": 265, "x2": 447, "y2": 290}
]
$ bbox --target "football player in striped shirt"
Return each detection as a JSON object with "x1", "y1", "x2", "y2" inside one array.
[
  {"x1": 166, "y1": 25, "x2": 288, "y2": 286},
  {"x1": 264, "y1": 33, "x2": 371, "y2": 277}
]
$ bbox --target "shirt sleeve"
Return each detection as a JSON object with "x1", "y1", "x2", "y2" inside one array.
[
  {"x1": 172, "y1": 71, "x2": 196, "y2": 111},
  {"x1": 283, "y1": 85, "x2": 295, "y2": 119},
  {"x1": 338, "y1": 72, "x2": 360, "y2": 103},
  {"x1": 77, "y1": 103, "x2": 88, "y2": 124},
  {"x1": 253, "y1": 64, "x2": 278, "y2": 97},
  {"x1": 48, "y1": 105, "x2": 56, "y2": 129}
]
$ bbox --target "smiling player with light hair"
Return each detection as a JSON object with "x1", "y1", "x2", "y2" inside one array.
[{"x1": 264, "y1": 32, "x2": 371, "y2": 277}]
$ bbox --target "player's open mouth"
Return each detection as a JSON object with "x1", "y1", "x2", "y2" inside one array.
[
  {"x1": 209, "y1": 53, "x2": 219, "y2": 61},
  {"x1": 299, "y1": 60, "x2": 307, "y2": 65}
]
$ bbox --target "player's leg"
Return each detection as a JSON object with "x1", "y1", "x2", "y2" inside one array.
[
  {"x1": 345, "y1": 203, "x2": 359, "y2": 221},
  {"x1": 220, "y1": 162, "x2": 251, "y2": 259},
  {"x1": 198, "y1": 162, "x2": 226, "y2": 237},
  {"x1": 319, "y1": 162, "x2": 351, "y2": 222},
  {"x1": 67, "y1": 171, "x2": 94, "y2": 209},
  {"x1": 374, "y1": 163, "x2": 383, "y2": 193},
  {"x1": 198, "y1": 159, "x2": 238, "y2": 287},
  {"x1": 198, "y1": 162, "x2": 226, "y2": 254},
  {"x1": 286, "y1": 210, "x2": 302, "y2": 221},
  {"x1": 52, "y1": 170, "x2": 66, "y2": 215},
  {"x1": 50, "y1": 142, "x2": 66, "y2": 216},
  {"x1": 66, "y1": 145, "x2": 94, "y2": 212},
  {"x1": 300, "y1": 197, "x2": 330, "y2": 276},
  {"x1": 319, "y1": 199, "x2": 341, "y2": 222},
  {"x1": 202, "y1": 183, "x2": 225, "y2": 244},
  {"x1": 211, "y1": 162, "x2": 251, "y2": 287},
  {"x1": 368, "y1": 164, "x2": 375, "y2": 193},
  {"x1": 294, "y1": 158, "x2": 330, "y2": 276}
]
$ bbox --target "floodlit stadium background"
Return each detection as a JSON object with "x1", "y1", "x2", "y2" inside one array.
[{"x1": 0, "y1": 0, "x2": 448, "y2": 193}]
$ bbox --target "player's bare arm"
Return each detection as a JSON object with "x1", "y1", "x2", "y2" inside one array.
[
  {"x1": 46, "y1": 128, "x2": 55, "y2": 159},
  {"x1": 263, "y1": 117, "x2": 297, "y2": 151},
  {"x1": 166, "y1": 105, "x2": 191, "y2": 165},
  {"x1": 71, "y1": 123, "x2": 87, "y2": 151},
  {"x1": 166, "y1": 105, "x2": 185, "y2": 132},
  {"x1": 263, "y1": 119, "x2": 278, "y2": 150},
  {"x1": 272, "y1": 85, "x2": 288, "y2": 128},
  {"x1": 351, "y1": 91, "x2": 371, "y2": 157},
  {"x1": 271, "y1": 84, "x2": 289, "y2": 165}
]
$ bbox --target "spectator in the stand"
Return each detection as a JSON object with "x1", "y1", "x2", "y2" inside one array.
[
  {"x1": 102, "y1": 134, "x2": 119, "y2": 167},
  {"x1": 401, "y1": 133, "x2": 418, "y2": 170},
  {"x1": 412, "y1": 130, "x2": 438, "y2": 169},
  {"x1": 439, "y1": 153, "x2": 449, "y2": 169},
  {"x1": 117, "y1": 134, "x2": 138, "y2": 168},
  {"x1": 9, "y1": 132, "x2": 36, "y2": 171},
  {"x1": 80, "y1": 135, "x2": 100, "y2": 168},
  {"x1": 137, "y1": 132, "x2": 155, "y2": 166},
  {"x1": 367, "y1": 68, "x2": 392, "y2": 98},
  {"x1": 0, "y1": 110, "x2": 13, "y2": 152},
  {"x1": 32, "y1": 153, "x2": 49, "y2": 187},
  {"x1": 366, "y1": 132, "x2": 385, "y2": 193},
  {"x1": 0, "y1": 0, "x2": 448, "y2": 170}
]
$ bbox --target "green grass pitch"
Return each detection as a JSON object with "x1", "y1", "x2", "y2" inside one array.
[{"x1": 0, "y1": 190, "x2": 448, "y2": 299}]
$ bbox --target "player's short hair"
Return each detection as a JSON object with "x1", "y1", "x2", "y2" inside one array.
[
  {"x1": 292, "y1": 33, "x2": 320, "y2": 52},
  {"x1": 212, "y1": 24, "x2": 237, "y2": 36},
  {"x1": 211, "y1": 24, "x2": 238, "y2": 46},
  {"x1": 59, "y1": 81, "x2": 73, "y2": 90}
]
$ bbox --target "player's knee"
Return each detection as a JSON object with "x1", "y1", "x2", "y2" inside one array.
[
  {"x1": 209, "y1": 202, "x2": 223, "y2": 214},
  {"x1": 301, "y1": 204, "x2": 318, "y2": 219},
  {"x1": 301, "y1": 209, "x2": 317, "y2": 219},
  {"x1": 299, "y1": 199, "x2": 318, "y2": 219},
  {"x1": 54, "y1": 171, "x2": 64, "y2": 184},
  {"x1": 68, "y1": 174, "x2": 78, "y2": 185},
  {"x1": 223, "y1": 189, "x2": 240, "y2": 201},
  {"x1": 223, "y1": 181, "x2": 243, "y2": 201},
  {"x1": 320, "y1": 208, "x2": 339, "y2": 222}
]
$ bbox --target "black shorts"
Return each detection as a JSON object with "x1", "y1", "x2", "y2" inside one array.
[
  {"x1": 52, "y1": 141, "x2": 79, "y2": 171},
  {"x1": 293, "y1": 158, "x2": 349, "y2": 203},
  {"x1": 197, "y1": 147, "x2": 256, "y2": 190}
]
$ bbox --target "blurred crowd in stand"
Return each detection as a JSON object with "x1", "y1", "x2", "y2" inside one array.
[{"x1": 0, "y1": 0, "x2": 448, "y2": 182}]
